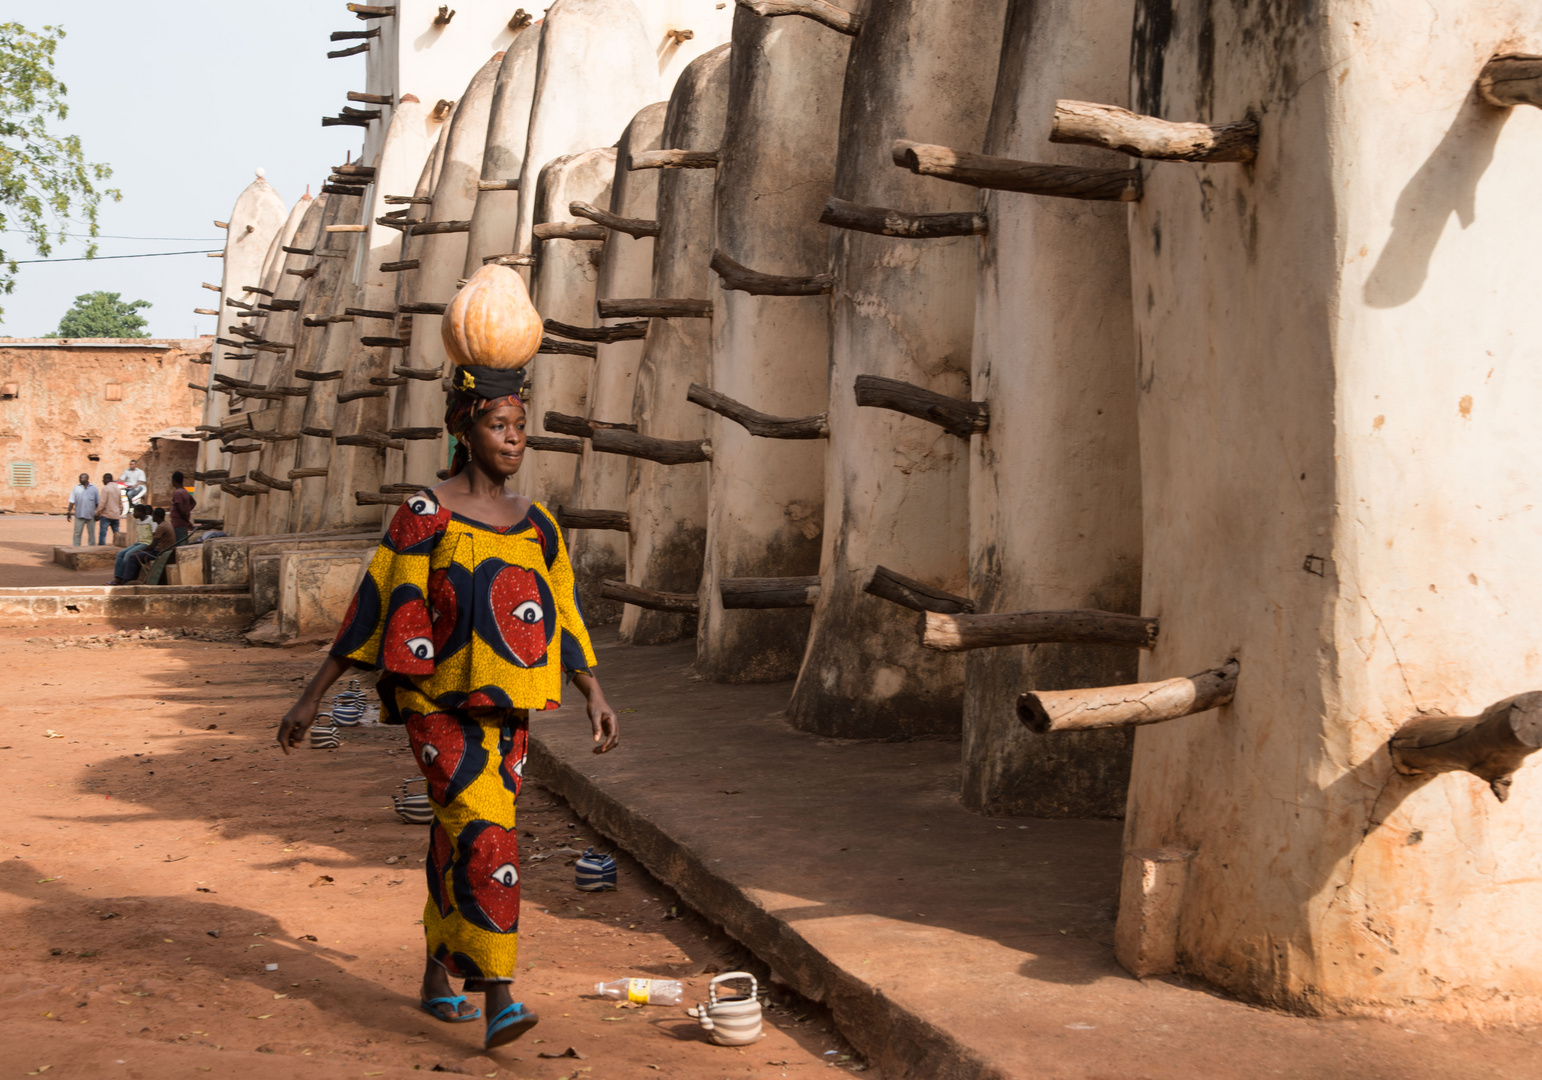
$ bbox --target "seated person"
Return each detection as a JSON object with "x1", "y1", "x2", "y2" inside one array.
[
  {"x1": 110, "y1": 505, "x2": 156, "y2": 586},
  {"x1": 119, "y1": 507, "x2": 177, "y2": 583}
]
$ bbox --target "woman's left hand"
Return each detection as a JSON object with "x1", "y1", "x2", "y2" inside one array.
[{"x1": 588, "y1": 695, "x2": 620, "y2": 754}]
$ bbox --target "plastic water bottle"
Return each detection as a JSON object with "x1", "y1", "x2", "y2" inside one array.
[{"x1": 595, "y1": 977, "x2": 683, "y2": 1006}]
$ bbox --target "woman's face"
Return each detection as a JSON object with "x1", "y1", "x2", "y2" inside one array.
[{"x1": 465, "y1": 401, "x2": 527, "y2": 479}]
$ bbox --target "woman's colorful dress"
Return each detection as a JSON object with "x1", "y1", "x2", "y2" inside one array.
[{"x1": 331, "y1": 490, "x2": 597, "y2": 982}]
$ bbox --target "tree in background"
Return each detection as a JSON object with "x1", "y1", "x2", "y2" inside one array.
[
  {"x1": 0, "y1": 23, "x2": 118, "y2": 321},
  {"x1": 47, "y1": 291, "x2": 150, "y2": 338}
]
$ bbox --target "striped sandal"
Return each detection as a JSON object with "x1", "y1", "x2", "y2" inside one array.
[{"x1": 484, "y1": 1001, "x2": 539, "y2": 1049}]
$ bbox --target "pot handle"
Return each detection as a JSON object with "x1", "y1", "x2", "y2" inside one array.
[{"x1": 707, "y1": 970, "x2": 758, "y2": 1007}]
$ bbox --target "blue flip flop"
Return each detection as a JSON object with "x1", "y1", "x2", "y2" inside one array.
[
  {"x1": 420, "y1": 994, "x2": 481, "y2": 1023},
  {"x1": 484, "y1": 1001, "x2": 539, "y2": 1049}
]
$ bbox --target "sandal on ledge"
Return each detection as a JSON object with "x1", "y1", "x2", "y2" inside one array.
[
  {"x1": 484, "y1": 1002, "x2": 539, "y2": 1049},
  {"x1": 419, "y1": 994, "x2": 481, "y2": 1023}
]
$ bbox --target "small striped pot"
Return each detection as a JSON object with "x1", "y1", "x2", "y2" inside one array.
[
  {"x1": 393, "y1": 777, "x2": 434, "y2": 825},
  {"x1": 310, "y1": 723, "x2": 341, "y2": 750},
  {"x1": 693, "y1": 972, "x2": 763, "y2": 1046},
  {"x1": 331, "y1": 698, "x2": 365, "y2": 726},
  {"x1": 575, "y1": 847, "x2": 617, "y2": 891}
]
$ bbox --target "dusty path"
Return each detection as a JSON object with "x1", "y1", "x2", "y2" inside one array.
[
  {"x1": 0, "y1": 513, "x2": 105, "y2": 588},
  {"x1": 0, "y1": 627, "x2": 860, "y2": 1080}
]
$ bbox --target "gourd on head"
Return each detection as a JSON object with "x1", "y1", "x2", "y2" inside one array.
[{"x1": 441, "y1": 263, "x2": 542, "y2": 370}]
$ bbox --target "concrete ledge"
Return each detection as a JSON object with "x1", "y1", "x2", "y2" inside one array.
[
  {"x1": 52, "y1": 546, "x2": 119, "y2": 571},
  {"x1": 277, "y1": 549, "x2": 369, "y2": 640},
  {"x1": 0, "y1": 588, "x2": 253, "y2": 627},
  {"x1": 530, "y1": 630, "x2": 1538, "y2": 1080},
  {"x1": 204, "y1": 530, "x2": 378, "y2": 586}
]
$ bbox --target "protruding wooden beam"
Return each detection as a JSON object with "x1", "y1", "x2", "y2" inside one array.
[
  {"x1": 337, "y1": 431, "x2": 406, "y2": 451},
  {"x1": 687, "y1": 382, "x2": 828, "y2": 439},
  {"x1": 288, "y1": 466, "x2": 330, "y2": 479},
  {"x1": 369, "y1": 376, "x2": 409, "y2": 387},
  {"x1": 193, "y1": 307, "x2": 218, "y2": 316},
  {"x1": 189, "y1": 354, "x2": 212, "y2": 365},
  {"x1": 478, "y1": 178, "x2": 520, "y2": 191},
  {"x1": 336, "y1": 387, "x2": 390, "y2": 403},
  {"x1": 250, "y1": 470, "x2": 294, "y2": 491},
  {"x1": 665, "y1": 28, "x2": 694, "y2": 44},
  {"x1": 853, "y1": 374, "x2": 988, "y2": 439},
  {"x1": 543, "y1": 318, "x2": 648, "y2": 344},
  {"x1": 356, "y1": 491, "x2": 407, "y2": 505},
  {"x1": 893, "y1": 140, "x2": 1141, "y2": 202},
  {"x1": 820, "y1": 196, "x2": 987, "y2": 239},
  {"x1": 282, "y1": 244, "x2": 315, "y2": 256},
  {"x1": 600, "y1": 579, "x2": 700, "y2": 614},
  {"x1": 596, "y1": 298, "x2": 712, "y2": 320},
  {"x1": 375, "y1": 216, "x2": 410, "y2": 231},
  {"x1": 628, "y1": 149, "x2": 720, "y2": 171},
  {"x1": 387, "y1": 426, "x2": 442, "y2": 440},
  {"x1": 526, "y1": 435, "x2": 584, "y2": 454},
  {"x1": 223, "y1": 443, "x2": 265, "y2": 455},
  {"x1": 293, "y1": 370, "x2": 345, "y2": 381},
  {"x1": 346, "y1": 307, "x2": 397, "y2": 319},
  {"x1": 482, "y1": 253, "x2": 536, "y2": 267},
  {"x1": 393, "y1": 365, "x2": 443, "y2": 380},
  {"x1": 408, "y1": 219, "x2": 471, "y2": 236},
  {"x1": 188, "y1": 381, "x2": 209, "y2": 393},
  {"x1": 543, "y1": 411, "x2": 638, "y2": 438},
  {"x1": 332, "y1": 163, "x2": 376, "y2": 178},
  {"x1": 328, "y1": 43, "x2": 371, "y2": 59},
  {"x1": 508, "y1": 8, "x2": 533, "y2": 31},
  {"x1": 922, "y1": 609, "x2": 1158, "y2": 652},
  {"x1": 590, "y1": 429, "x2": 711, "y2": 465},
  {"x1": 555, "y1": 507, "x2": 631, "y2": 532},
  {"x1": 433, "y1": 4, "x2": 455, "y2": 26},
  {"x1": 569, "y1": 200, "x2": 660, "y2": 238},
  {"x1": 301, "y1": 427, "x2": 334, "y2": 439},
  {"x1": 538, "y1": 337, "x2": 598, "y2": 358},
  {"x1": 1477, "y1": 54, "x2": 1542, "y2": 109},
  {"x1": 213, "y1": 220, "x2": 229, "y2": 230},
  {"x1": 330, "y1": 27, "x2": 380, "y2": 40},
  {"x1": 348, "y1": 91, "x2": 393, "y2": 104},
  {"x1": 864, "y1": 564, "x2": 974, "y2": 615},
  {"x1": 1390, "y1": 691, "x2": 1542, "y2": 802},
  {"x1": 201, "y1": 282, "x2": 221, "y2": 292},
  {"x1": 253, "y1": 341, "x2": 297, "y2": 353},
  {"x1": 733, "y1": 0, "x2": 861, "y2": 35},
  {"x1": 192, "y1": 470, "x2": 230, "y2": 482},
  {"x1": 1050, "y1": 100, "x2": 1258, "y2": 163},
  {"x1": 721, "y1": 576, "x2": 822, "y2": 609},
  {"x1": 1018, "y1": 661, "x2": 1239, "y2": 734},
  {"x1": 533, "y1": 221, "x2": 607, "y2": 242},
  {"x1": 265, "y1": 298, "x2": 302, "y2": 311},
  {"x1": 285, "y1": 266, "x2": 319, "y2": 279},
  {"x1": 380, "y1": 259, "x2": 420, "y2": 273},
  {"x1": 398, "y1": 301, "x2": 447, "y2": 315},
  {"x1": 709, "y1": 250, "x2": 833, "y2": 296},
  {"x1": 384, "y1": 195, "x2": 433, "y2": 205},
  {"x1": 360, "y1": 336, "x2": 408, "y2": 348},
  {"x1": 347, "y1": 3, "x2": 396, "y2": 16},
  {"x1": 242, "y1": 285, "x2": 275, "y2": 297},
  {"x1": 431, "y1": 99, "x2": 455, "y2": 121},
  {"x1": 325, "y1": 220, "x2": 368, "y2": 230}
]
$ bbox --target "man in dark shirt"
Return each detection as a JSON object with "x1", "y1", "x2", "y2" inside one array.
[{"x1": 169, "y1": 470, "x2": 196, "y2": 542}]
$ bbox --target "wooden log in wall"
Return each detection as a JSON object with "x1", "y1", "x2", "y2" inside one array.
[
  {"x1": 589, "y1": 428, "x2": 711, "y2": 465},
  {"x1": 721, "y1": 576, "x2": 822, "y2": 609},
  {"x1": 1050, "y1": 100, "x2": 1258, "y2": 163},
  {"x1": 538, "y1": 337, "x2": 598, "y2": 358},
  {"x1": 733, "y1": 0, "x2": 862, "y2": 35},
  {"x1": 863, "y1": 564, "x2": 974, "y2": 614},
  {"x1": 293, "y1": 369, "x2": 344, "y2": 381},
  {"x1": 380, "y1": 259, "x2": 420, "y2": 273},
  {"x1": 569, "y1": 200, "x2": 660, "y2": 239},
  {"x1": 543, "y1": 411, "x2": 638, "y2": 438},
  {"x1": 408, "y1": 220, "x2": 471, "y2": 236},
  {"x1": 526, "y1": 435, "x2": 584, "y2": 454},
  {"x1": 921, "y1": 609, "x2": 1159, "y2": 651},
  {"x1": 628, "y1": 149, "x2": 720, "y2": 171},
  {"x1": 687, "y1": 382, "x2": 828, "y2": 439},
  {"x1": 533, "y1": 221, "x2": 607, "y2": 242},
  {"x1": 543, "y1": 318, "x2": 649, "y2": 343},
  {"x1": 556, "y1": 507, "x2": 632, "y2": 532},
  {"x1": 600, "y1": 578, "x2": 700, "y2": 614},
  {"x1": 853, "y1": 374, "x2": 989, "y2": 438},
  {"x1": 1017, "y1": 660, "x2": 1239, "y2": 734},
  {"x1": 709, "y1": 250, "x2": 834, "y2": 296},
  {"x1": 1389, "y1": 691, "x2": 1542, "y2": 802},
  {"x1": 1476, "y1": 54, "x2": 1542, "y2": 109},
  {"x1": 892, "y1": 140, "x2": 1142, "y2": 201},
  {"x1": 596, "y1": 298, "x2": 713, "y2": 319},
  {"x1": 820, "y1": 196, "x2": 988, "y2": 239}
]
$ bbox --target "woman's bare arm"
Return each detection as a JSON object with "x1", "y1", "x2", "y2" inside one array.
[{"x1": 276, "y1": 652, "x2": 354, "y2": 754}]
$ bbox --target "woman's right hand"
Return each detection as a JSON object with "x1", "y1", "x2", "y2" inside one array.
[{"x1": 277, "y1": 700, "x2": 319, "y2": 755}]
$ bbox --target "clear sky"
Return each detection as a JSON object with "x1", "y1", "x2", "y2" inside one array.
[{"x1": 0, "y1": 1, "x2": 363, "y2": 339}]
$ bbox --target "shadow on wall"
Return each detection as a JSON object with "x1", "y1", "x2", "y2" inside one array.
[{"x1": 1363, "y1": 94, "x2": 1509, "y2": 308}]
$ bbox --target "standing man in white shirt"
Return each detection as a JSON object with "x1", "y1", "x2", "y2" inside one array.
[
  {"x1": 120, "y1": 459, "x2": 146, "y2": 507},
  {"x1": 67, "y1": 473, "x2": 100, "y2": 547}
]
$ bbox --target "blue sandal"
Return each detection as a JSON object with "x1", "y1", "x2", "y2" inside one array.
[
  {"x1": 484, "y1": 1001, "x2": 539, "y2": 1049},
  {"x1": 420, "y1": 994, "x2": 481, "y2": 1023}
]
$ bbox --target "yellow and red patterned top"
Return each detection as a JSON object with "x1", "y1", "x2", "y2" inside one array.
[{"x1": 331, "y1": 490, "x2": 596, "y2": 712}]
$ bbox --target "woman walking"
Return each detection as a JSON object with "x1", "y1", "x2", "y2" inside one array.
[{"x1": 276, "y1": 281, "x2": 619, "y2": 1049}]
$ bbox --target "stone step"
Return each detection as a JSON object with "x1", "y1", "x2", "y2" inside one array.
[
  {"x1": 0, "y1": 586, "x2": 253, "y2": 627},
  {"x1": 52, "y1": 546, "x2": 120, "y2": 571}
]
